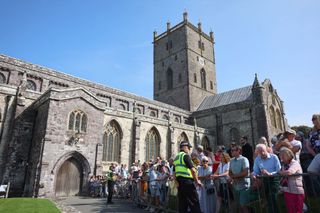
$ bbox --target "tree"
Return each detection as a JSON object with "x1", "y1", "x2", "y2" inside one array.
[{"x1": 291, "y1": 125, "x2": 312, "y2": 137}]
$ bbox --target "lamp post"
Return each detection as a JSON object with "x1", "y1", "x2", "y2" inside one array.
[{"x1": 94, "y1": 143, "x2": 102, "y2": 176}]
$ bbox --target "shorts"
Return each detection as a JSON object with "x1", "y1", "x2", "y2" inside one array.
[
  {"x1": 233, "y1": 188, "x2": 251, "y2": 206},
  {"x1": 308, "y1": 153, "x2": 320, "y2": 173}
]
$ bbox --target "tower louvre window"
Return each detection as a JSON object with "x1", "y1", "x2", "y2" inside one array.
[
  {"x1": 158, "y1": 81, "x2": 161, "y2": 90},
  {"x1": 200, "y1": 69, "x2": 206, "y2": 90},
  {"x1": 194, "y1": 73, "x2": 197, "y2": 83},
  {"x1": 167, "y1": 68, "x2": 173, "y2": 90},
  {"x1": 210, "y1": 81, "x2": 213, "y2": 90},
  {"x1": 178, "y1": 74, "x2": 182, "y2": 83}
]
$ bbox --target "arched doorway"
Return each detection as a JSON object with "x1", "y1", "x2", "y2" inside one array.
[
  {"x1": 55, "y1": 157, "x2": 81, "y2": 197},
  {"x1": 53, "y1": 151, "x2": 91, "y2": 197}
]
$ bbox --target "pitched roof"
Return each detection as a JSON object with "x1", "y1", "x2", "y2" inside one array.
[{"x1": 197, "y1": 86, "x2": 252, "y2": 111}]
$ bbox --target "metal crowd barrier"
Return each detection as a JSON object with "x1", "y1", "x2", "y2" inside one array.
[
  {"x1": 99, "y1": 172, "x2": 320, "y2": 213},
  {"x1": 225, "y1": 173, "x2": 320, "y2": 213}
]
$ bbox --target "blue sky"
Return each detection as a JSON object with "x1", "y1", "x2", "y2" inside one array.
[{"x1": 1, "y1": 0, "x2": 319, "y2": 126}]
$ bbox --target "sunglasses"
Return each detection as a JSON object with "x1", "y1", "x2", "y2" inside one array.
[
  {"x1": 202, "y1": 160, "x2": 208, "y2": 162},
  {"x1": 312, "y1": 118, "x2": 317, "y2": 121}
]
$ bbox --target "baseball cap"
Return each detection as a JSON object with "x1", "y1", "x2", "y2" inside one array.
[
  {"x1": 285, "y1": 129, "x2": 296, "y2": 135},
  {"x1": 197, "y1": 145, "x2": 204, "y2": 150},
  {"x1": 180, "y1": 141, "x2": 192, "y2": 148}
]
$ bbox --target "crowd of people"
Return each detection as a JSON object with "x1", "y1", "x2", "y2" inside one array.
[{"x1": 87, "y1": 114, "x2": 320, "y2": 213}]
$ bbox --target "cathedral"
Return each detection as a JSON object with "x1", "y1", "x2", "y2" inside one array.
[{"x1": 0, "y1": 13, "x2": 286, "y2": 197}]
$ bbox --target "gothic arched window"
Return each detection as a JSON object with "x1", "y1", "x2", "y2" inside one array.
[
  {"x1": 103, "y1": 120, "x2": 122, "y2": 162},
  {"x1": 150, "y1": 111, "x2": 156, "y2": 117},
  {"x1": 167, "y1": 68, "x2": 173, "y2": 90},
  {"x1": 269, "y1": 106, "x2": 276, "y2": 127},
  {"x1": 230, "y1": 128, "x2": 240, "y2": 143},
  {"x1": 162, "y1": 114, "x2": 169, "y2": 120},
  {"x1": 68, "y1": 110, "x2": 87, "y2": 132},
  {"x1": 177, "y1": 132, "x2": 189, "y2": 152},
  {"x1": 26, "y1": 80, "x2": 37, "y2": 91},
  {"x1": 200, "y1": 69, "x2": 206, "y2": 90},
  {"x1": 0, "y1": 73, "x2": 6, "y2": 84},
  {"x1": 136, "y1": 108, "x2": 142, "y2": 114},
  {"x1": 201, "y1": 136, "x2": 210, "y2": 150},
  {"x1": 145, "y1": 127, "x2": 160, "y2": 161}
]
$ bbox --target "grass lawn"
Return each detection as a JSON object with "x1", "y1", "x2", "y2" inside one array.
[{"x1": 0, "y1": 198, "x2": 60, "y2": 213}]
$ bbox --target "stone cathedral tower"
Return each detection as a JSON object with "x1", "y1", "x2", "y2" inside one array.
[{"x1": 153, "y1": 12, "x2": 217, "y2": 111}]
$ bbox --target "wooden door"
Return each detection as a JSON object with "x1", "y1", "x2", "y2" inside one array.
[{"x1": 55, "y1": 158, "x2": 81, "y2": 197}]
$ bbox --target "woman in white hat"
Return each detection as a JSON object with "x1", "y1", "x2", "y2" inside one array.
[{"x1": 198, "y1": 156, "x2": 216, "y2": 213}]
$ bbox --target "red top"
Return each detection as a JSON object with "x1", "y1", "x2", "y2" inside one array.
[{"x1": 212, "y1": 153, "x2": 221, "y2": 173}]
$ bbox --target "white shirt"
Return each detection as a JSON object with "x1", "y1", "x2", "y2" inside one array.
[{"x1": 217, "y1": 162, "x2": 230, "y2": 183}]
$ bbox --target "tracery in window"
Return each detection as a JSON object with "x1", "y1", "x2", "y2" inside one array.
[
  {"x1": 68, "y1": 110, "x2": 87, "y2": 132},
  {"x1": 201, "y1": 136, "x2": 210, "y2": 150},
  {"x1": 103, "y1": 120, "x2": 122, "y2": 162},
  {"x1": 26, "y1": 80, "x2": 36, "y2": 91},
  {"x1": 230, "y1": 128, "x2": 240, "y2": 143},
  {"x1": 145, "y1": 127, "x2": 160, "y2": 161},
  {"x1": 177, "y1": 132, "x2": 189, "y2": 152}
]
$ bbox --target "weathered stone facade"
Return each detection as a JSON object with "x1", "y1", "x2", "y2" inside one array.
[{"x1": 0, "y1": 13, "x2": 287, "y2": 198}]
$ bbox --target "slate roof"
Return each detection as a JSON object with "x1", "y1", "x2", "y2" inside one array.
[{"x1": 197, "y1": 86, "x2": 252, "y2": 111}]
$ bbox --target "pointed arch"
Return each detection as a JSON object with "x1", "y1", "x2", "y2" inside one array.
[
  {"x1": 162, "y1": 114, "x2": 169, "y2": 120},
  {"x1": 200, "y1": 68, "x2": 206, "y2": 90},
  {"x1": 52, "y1": 151, "x2": 91, "y2": 197},
  {"x1": 103, "y1": 120, "x2": 123, "y2": 162},
  {"x1": 230, "y1": 128, "x2": 240, "y2": 143},
  {"x1": 177, "y1": 132, "x2": 189, "y2": 151},
  {"x1": 201, "y1": 136, "x2": 210, "y2": 150},
  {"x1": 167, "y1": 68, "x2": 173, "y2": 90},
  {"x1": 145, "y1": 127, "x2": 161, "y2": 161},
  {"x1": 68, "y1": 109, "x2": 87, "y2": 132}
]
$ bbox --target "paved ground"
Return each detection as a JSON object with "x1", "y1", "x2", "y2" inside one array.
[{"x1": 55, "y1": 196, "x2": 148, "y2": 213}]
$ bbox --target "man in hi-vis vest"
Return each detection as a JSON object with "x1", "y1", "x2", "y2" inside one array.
[{"x1": 173, "y1": 141, "x2": 202, "y2": 213}]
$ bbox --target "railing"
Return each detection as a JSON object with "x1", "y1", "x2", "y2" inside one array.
[
  {"x1": 243, "y1": 173, "x2": 320, "y2": 213},
  {"x1": 89, "y1": 173, "x2": 320, "y2": 213}
]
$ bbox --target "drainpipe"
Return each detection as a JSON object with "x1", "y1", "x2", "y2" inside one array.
[{"x1": 94, "y1": 143, "x2": 102, "y2": 176}]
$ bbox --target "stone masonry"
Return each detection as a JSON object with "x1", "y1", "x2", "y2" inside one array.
[{"x1": 0, "y1": 12, "x2": 287, "y2": 198}]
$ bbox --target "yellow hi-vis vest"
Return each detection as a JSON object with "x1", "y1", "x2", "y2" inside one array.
[{"x1": 174, "y1": 151, "x2": 193, "y2": 179}]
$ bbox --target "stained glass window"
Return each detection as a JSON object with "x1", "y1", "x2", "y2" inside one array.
[
  {"x1": 145, "y1": 128, "x2": 160, "y2": 161},
  {"x1": 103, "y1": 121, "x2": 121, "y2": 162}
]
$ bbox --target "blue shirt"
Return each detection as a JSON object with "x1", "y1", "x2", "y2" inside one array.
[
  {"x1": 230, "y1": 155, "x2": 250, "y2": 190},
  {"x1": 253, "y1": 153, "x2": 281, "y2": 176}
]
